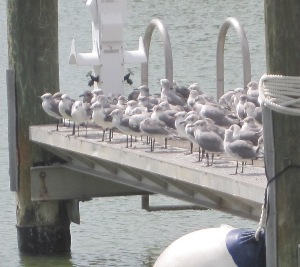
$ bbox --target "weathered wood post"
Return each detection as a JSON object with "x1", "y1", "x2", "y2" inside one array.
[
  {"x1": 7, "y1": 0, "x2": 71, "y2": 254},
  {"x1": 264, "y1": 1, "x2": 300, "y2": 266}
]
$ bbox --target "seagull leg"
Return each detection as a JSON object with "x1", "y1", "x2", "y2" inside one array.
[
  {"x1": 130, "y1": 135, "x2": 133, "y2": 147},
  {"x1": 126, "y1": 135, "x2": 129, "y2": 148},
  {"x1": 211, "y1": 154, "x2": 214, "y2": 166},
  {"x1": 56, "y1": 119, "x2": 59, "y2": 131},
  {"x1": 235, "y1": 161, "x2": 239, "y2": 174},
  {"x1": 72, "y1": 123, "x2": 76, "y2": 135},
  {"x1": 190, "y1": 142, "x2": 193, "y2": 154},
  {"x1": 109, "y1": 129, "x2": 112, "y2": 142},
  {"x1": 165, "y1": 138, "x2": 168, "y2": 149},
  {"x1": 241, "y1": 161, "x2": 245, "y2": 173},
  {"x1": 206, "y1": 153, "x2": 210, "y2": 166},
  {"x1": 102, "y1": 129, "x2": 106, "y2": 141},
  {"x1": 198, "y1": 147, "x2": 201, "y2": 162}
]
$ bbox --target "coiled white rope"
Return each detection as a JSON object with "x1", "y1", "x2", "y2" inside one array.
[{"x1": 259, "y1": 73, "x2": 300, "y2": 116}]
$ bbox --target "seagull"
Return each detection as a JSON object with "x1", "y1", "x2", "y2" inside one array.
[
  {"x1": 140, "y1": 118, "x2": 174, "y2": 151},
  {"x1": 128, "y1": 88, "x2": 139, "y2": 101},
  {"x1": 97, "y1": 95, "x2": 112, "y2": 108},
  {"x1": 204, "y1": 118, "x2": 225, "y2": 139},
  {"x1": 246, "y1": 81, "x2": 259, "y2": 98},
  {"x1": 115, "y1": 95, "x2": 127, "y2": 110},
  {"x1": 188, "y1": 83, "x2": 203, "y2": 94},
  {"x1": 229, "y1": 124, "x2": 262, "y2": 146},
  {"x1": 110, "y1": 109, "x2": 140, "y2": 148},
  {"x1": 244, "y1": 102, "x2": 262, "y2": 124},
  {"x1": 52, "y1": 92, "x2": 63, "y2": 100},
  {"x1": 59, "y1": 93, "x2": 75, "y2": 127},
  {"x1": 193, "y1": 120, "x2": 224, "y2": 166},
  {"x1": 187, "y1": 90, "x2": 199, "y2": 109},
  {"x1": 71, "y1": 101, "x2": 91, "y2": 136},
  {"x1": 235, "y1": 95, "x2": 248, "y2": 120},
  {"x1": 138, "y1": 85, "x2": 159, "y2": 105},
  {"x1": 125, "y1": 100, "x2": 139, "y2": 116},
  {"x1": 173, "y1": 81, "x2": 190, "y2": 100},
  {"x1": 224, "y1": 128, "x2": 263, "y2": 174},
  {"x1": 91, "y1": 102, "x2": 115, "y2": 141},
  {"x1": 151, "y1": 105, "x2": 176, "y2": 148},
  {"x1": 195, "y1": 99, "x2": 239, "y2": 127},
  {"x1": 181, "y1": 114, "x2": 200, "y2": 154},
  {"x1": 158, "y1": 101, "x2": 183, "y2": 116},
  {"x1": 129, "y1": 111, "x2": 151, "y2": 133},
  {"x1": 138, "y1": 95, "x2": 156, "y2": 111},
  {"x1": 91, "y1": 88, "x2": 104, "y2": 104},
  {"x1": 160, "y1": 79, "x2": 186, "y2": 106},
  {"x1": 79, "y1": 90, "x2": 93, "y2": 103},
  {"x1": 174, "y1": 111, "x2": 188, "y2": 139},
  {"x1": 241, "y1": 117, "x2": 262, "y2": 132},
  {"x1": 40, "y1": 92, "x2": 62, "y2": 131}
]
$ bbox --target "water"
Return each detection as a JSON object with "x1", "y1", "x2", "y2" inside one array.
[{"x1": 1, "y1": 1, "x2": 265, "y2": 266}]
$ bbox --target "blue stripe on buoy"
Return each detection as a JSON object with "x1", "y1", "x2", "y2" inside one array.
[{"x1": 225, "y1": 228, "x2": 266, "y2": 267}]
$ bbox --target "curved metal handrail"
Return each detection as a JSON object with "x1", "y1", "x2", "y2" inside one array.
[
  {"x1": 216, "y1": 17, "x2": 251, "y2": 100},
  {"x1": 141, "y1": 19, "x2": 173, "y2": 88}
]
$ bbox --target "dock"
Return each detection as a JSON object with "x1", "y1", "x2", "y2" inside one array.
[{"x1": 29, "y1": 124, "x2": 266, "y2": 221}]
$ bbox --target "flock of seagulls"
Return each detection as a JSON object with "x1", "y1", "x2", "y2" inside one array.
[{"x1": 40, "y1": 78, "x2": 264, "y2": 174}]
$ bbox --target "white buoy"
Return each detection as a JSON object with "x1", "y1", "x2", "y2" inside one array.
[{"x1": 153, "y1": 225, "x2": 266, "y2": 267}]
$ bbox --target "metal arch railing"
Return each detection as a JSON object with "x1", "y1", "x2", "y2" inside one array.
[
  {"x1": 141, "y1": 18, "x2": 173, "y2": 88},
  {"x1": 216, "y1": 17, "x2": 251, "y2": 100}
]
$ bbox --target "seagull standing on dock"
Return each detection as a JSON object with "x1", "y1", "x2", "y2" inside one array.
[
  {"x1": 140, "y1": 118, "x2": 174, "y2": 151},
  {"x1": 59, "y1": 93, "x2": 75, "y2": 126},
  {"x1": 174, "y1": 111, "x2": 188, "y2": 139},
  {"x1": 40, "y1": 92, "x2": 62, "y2": 131},
  {"x1": 193, "y1": 120, "x2": 224, "y2": 165},
  {"x1": 181, "y1": 114, "x2": 200, "y2": 154},
  {"x1": 110, "y1": 109, "x2": 140, "y2": 148},
  {"x1": 71, "y1": 101, "x2": 92, "y2": 136},
  {"x1": 91, "y1": 102, "x2": 115, "y2": 141},
  {"x1": 224, "y1": 128, "x2": 263, "y2": 174},
  {"x1": 151, "y1": 105, "x2": 176, "y2": 148}
]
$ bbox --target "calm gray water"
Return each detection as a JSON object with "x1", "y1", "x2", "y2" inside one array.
[{"x1": 1, "y1": 1, "x2": 265, "y2": 266}]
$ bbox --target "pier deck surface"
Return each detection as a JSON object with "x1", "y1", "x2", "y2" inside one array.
[{"x1": 29, "y1": 124, "x2": 267, "y2": 221}]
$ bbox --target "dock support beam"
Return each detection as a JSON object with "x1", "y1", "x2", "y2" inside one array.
[
  {"x1": 265, "y1": 1, "x2": 300, "y2": 266},
  {"x1": 7, "y1": 0, "x2": 71, "y2": 254}
]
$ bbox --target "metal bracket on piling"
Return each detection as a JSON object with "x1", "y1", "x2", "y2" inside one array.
[
  {"x1": 141, "y1": 18, "x2": 173, "y2": 88},
  {"x1": 216, "y1": 17, "x2": 251, "y2": 100}
]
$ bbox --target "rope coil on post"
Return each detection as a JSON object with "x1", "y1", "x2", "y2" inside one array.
[{"x1": 259, "y1": 74, "x2": 300, "y2": 116}]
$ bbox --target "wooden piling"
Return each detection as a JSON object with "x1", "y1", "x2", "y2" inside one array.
[
  {"x1": 7, "y1": 0, "x2": 71, "y2": 254},
  {"x1": 265, "y1": 1, "x2": 300, "y2": 266}
]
